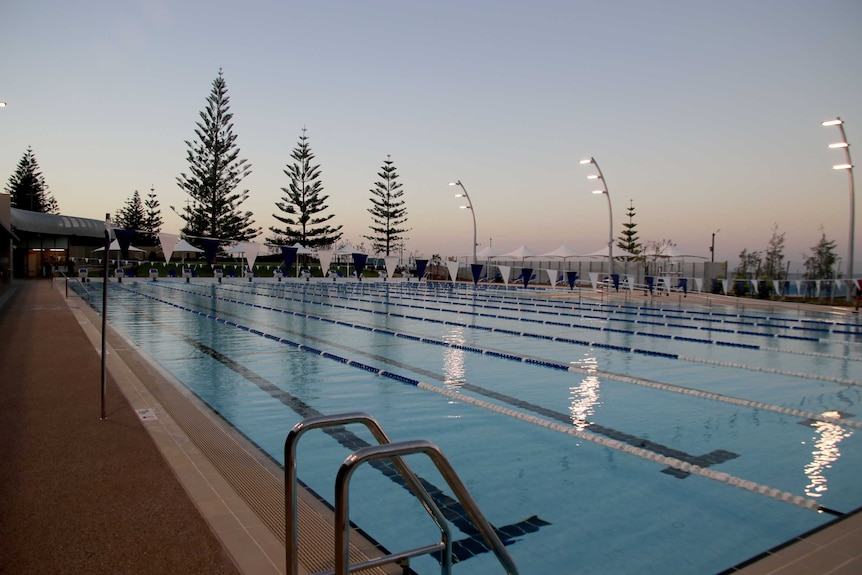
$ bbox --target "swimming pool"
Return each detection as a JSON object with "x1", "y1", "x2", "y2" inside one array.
[{"x1": 83, "y1": 279, "x2": 862, "y2": 574}]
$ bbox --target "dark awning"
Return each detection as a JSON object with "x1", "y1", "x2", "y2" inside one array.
[{"x1": 11, "y1": 208, "x2": 107, "y2": 239}]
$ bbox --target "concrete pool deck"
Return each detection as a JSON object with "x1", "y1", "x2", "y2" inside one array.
[{"x1": 0, "y1": 278, "x2": 859, "y2": 574}]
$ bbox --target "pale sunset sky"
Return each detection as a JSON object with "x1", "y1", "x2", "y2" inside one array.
[{"x1": 1, "y1": 0, "x2": 860, "y2": 268}]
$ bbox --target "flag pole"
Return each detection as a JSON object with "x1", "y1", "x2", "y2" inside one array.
[{"x1": 101, "y1": 213, "x2": 110, "y2": 420}]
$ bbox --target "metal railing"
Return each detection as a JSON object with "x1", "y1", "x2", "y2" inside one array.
[
  {"x1": 60, "y1": 273, "x2": 90, "y2": 300},
  {"x1": 285, "y1": 412, "x2": 518, "y2": 575}
]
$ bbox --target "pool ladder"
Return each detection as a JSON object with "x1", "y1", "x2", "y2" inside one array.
[{"x1": 285, "y1": 412, "x2": 518, "y2": 575}]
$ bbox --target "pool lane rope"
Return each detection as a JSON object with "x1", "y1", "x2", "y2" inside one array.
[
  {"x1": 415, "y1": 382, "x2": 829, "y2": 514},
  {"x1": 251, "y1": 283, "x2": 862, "y2": 345},
  {"x1": 230, "y1": 281, "x2": 862, "y2": 358},
  {"x1": 137, "y1": 282, "x2": 862, "y2": 397},
  {"x1": 105, "y1": 284, "x2": 839, "y2": 515},
  {"x1": 170, "y1": 282, "x2": 862, "y2": 388}
]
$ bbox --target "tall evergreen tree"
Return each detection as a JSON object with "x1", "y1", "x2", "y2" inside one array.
[
  {"x1": 363, "y1": 155, "x2": 410, "y2": 255},
  {"x1": 175, "y1": 69, "x2": 258, "y2": 241},
  {"x1": 114, "y1": 190, "x2": 146, "y2": 231},
  {"x1": 142, "y1": 186, "x2": 163, "y2": 246},
  {"x1": 4, "y1": 146, "x2": 59, "y2": 213},
  {"x1": 268, "y1": 127, "x2": 342, "y2": 249},
  {"x1": 616, "y1": 199, "x2": 642, "y2": 259}
]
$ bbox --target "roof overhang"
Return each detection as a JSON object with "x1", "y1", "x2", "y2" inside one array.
[{"x1": 11, "y1": 208, "x2": 108, "y2": 239}]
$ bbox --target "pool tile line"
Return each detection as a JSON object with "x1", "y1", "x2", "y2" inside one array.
[{"x1": 101, "y1": 283, "x2": 834, "y2": 516}]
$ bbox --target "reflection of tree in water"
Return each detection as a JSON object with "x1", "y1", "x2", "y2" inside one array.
[
  {"x1": 569, "y1": 354, "x2": 601, "y2": 429},
  {"x1": 804, "y1": 411, "x2": 853, "y2": 499}
]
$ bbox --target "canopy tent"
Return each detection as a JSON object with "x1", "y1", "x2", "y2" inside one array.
[
  {"x1": 501, "y1": 245, "x2": 539, "y2": 259},
  {"x1": 333, "y1": 244, "x2": 368, "y2": 278},
  {"x1": 654, "y1": 245, "x2": 708, "y2": 259},
  {"x1": 224, "y1": 241, "x2": 264, "y2": 270},
  {"x1": 93, "y1": 239, "x2": 145, "y2": 264},
  {"x1": 475, "y1": 245, "x2": 502, "y2": 259},
  {"x1": 540, "y1": 243, "x2": 582, "y2": 259},
  {"x1": 93, "y1": 240, "x2": 145, "y2": 253},
  {"x1": 158, "y1": 233, "x2": 204, "y2": 264},
  {"x1": 289, "y1": 242, "x2": 315, "y2": 254},
  {"x1": 585, "y1": 245, "x2": 638, "y2": 259},
  {"x1": 173, "y1": 239, "x2": 204, "y2": 254}
]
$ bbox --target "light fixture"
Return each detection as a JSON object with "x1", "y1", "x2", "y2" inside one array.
[
  {"x1": 821, "y1": 116, "x2": 855, "y2": 285},
  {"x1": 450, "y1": 180, "x2": 478, "y2": 263},
  {"x1": 580, "y1": 156, "x2": 614, "y2": 276}
]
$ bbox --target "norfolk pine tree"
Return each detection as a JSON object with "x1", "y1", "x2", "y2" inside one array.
[
  {"x1": 142, "y1": 187, "x2": 163, "y2": 246},
  {"x1": 114, "y1": 190, "x2": 147, "y2": 231},
  {"x1": 114, "y1": 188, "x2": 162, "y2": 246},
  {"x1": 268, "y1": 128, "x2": 342, "y2": 249},
  {"x1": 363, "y1": 155, "x2": 409, "y2": 256},
  {"x1": 616, "y1": 199, "x2": 642, "y2": 260},
  {"x1": 175, "y1": 69, "x2": 258, "y2": 241},
  {"x1": 4, "y1": 147, "x2": 59, "y2": 213}
]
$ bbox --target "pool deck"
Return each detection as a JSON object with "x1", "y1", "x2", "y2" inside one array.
[{"x1": 0, "y1": 277, "x2": 860, "y2": 575}]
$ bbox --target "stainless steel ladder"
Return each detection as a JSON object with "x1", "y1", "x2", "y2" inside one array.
[{"x1": 285, "y1": 412, "x2": 518, "y2": 575}]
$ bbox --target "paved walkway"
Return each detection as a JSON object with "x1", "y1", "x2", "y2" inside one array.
[{"x1": 0, "y1": 279, "x2": 241, "y2": 575}]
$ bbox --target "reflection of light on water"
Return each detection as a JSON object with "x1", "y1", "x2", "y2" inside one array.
[
  {"x1": 442, "y1": 327, "x2": 466, "y2": 408},
  {"x1": 569, "y1": 355, "x2": 601, "y2": 429},
  {"x1": 803, "y1": 411, "x2": 853, "y2": 498}
]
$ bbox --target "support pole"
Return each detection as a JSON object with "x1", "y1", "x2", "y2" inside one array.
[{"x1": 101, "y1": 213, "x2": 110, "y2": 420}]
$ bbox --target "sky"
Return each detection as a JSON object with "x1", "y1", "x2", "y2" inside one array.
[{"x1": 2, "y1": 0, "x2": 861, "y2": 269}]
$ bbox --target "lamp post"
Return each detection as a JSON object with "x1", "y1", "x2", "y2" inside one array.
[
  {"x1": 449, "y1": 180, "x2": 477, "y2": 263},
  {"x1": 822, "y1": 117, "x2": 855, "y2": 284},
  {"x1": 710, "y1": 229, "x2": 721, "y2": 263},
  {"x1": 580, "y1": 157, "x2": 614, "y2": 276}
]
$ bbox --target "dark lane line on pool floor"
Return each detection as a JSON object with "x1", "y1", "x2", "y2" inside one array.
[
  {"x1": 122, "y1": 285, "x2": 744, "y2": 480},
  {"x1": 103, "y1": 285, "x2": 843, "y2": 516},
  {"x1": 110, "y1": 294, "x2": 551, "y2": 565}
]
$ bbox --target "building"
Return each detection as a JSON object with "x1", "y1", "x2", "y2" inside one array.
[{"x1": 7, "y1": 202, "x2": 108, "y2": 278}]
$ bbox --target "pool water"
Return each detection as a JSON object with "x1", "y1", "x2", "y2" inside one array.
[{"x1": 85, "y1": 279, "x2": 862, "y2": 574}]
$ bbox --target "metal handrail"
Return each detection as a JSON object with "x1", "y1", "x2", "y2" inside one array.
[
  {"x1": 284, "y1": 412, "x2": 452, "y2": 575},
  {"x1": 335, "y1": 440, "x2": 518, "y2": 575},
  {"x1": 62, "y1": 274, "x2": 90, "y2": 300}
]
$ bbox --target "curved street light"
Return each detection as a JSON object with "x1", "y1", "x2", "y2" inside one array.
[
  {"x1": 822, "y1": 117, "x2": 855, "y2": 283},
  {"x1": 449, "y1": 180, "x2": 477, "y2": 263},
  {"x1": 580, "y1": 157, "x2": 614, "y2": 276}
]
